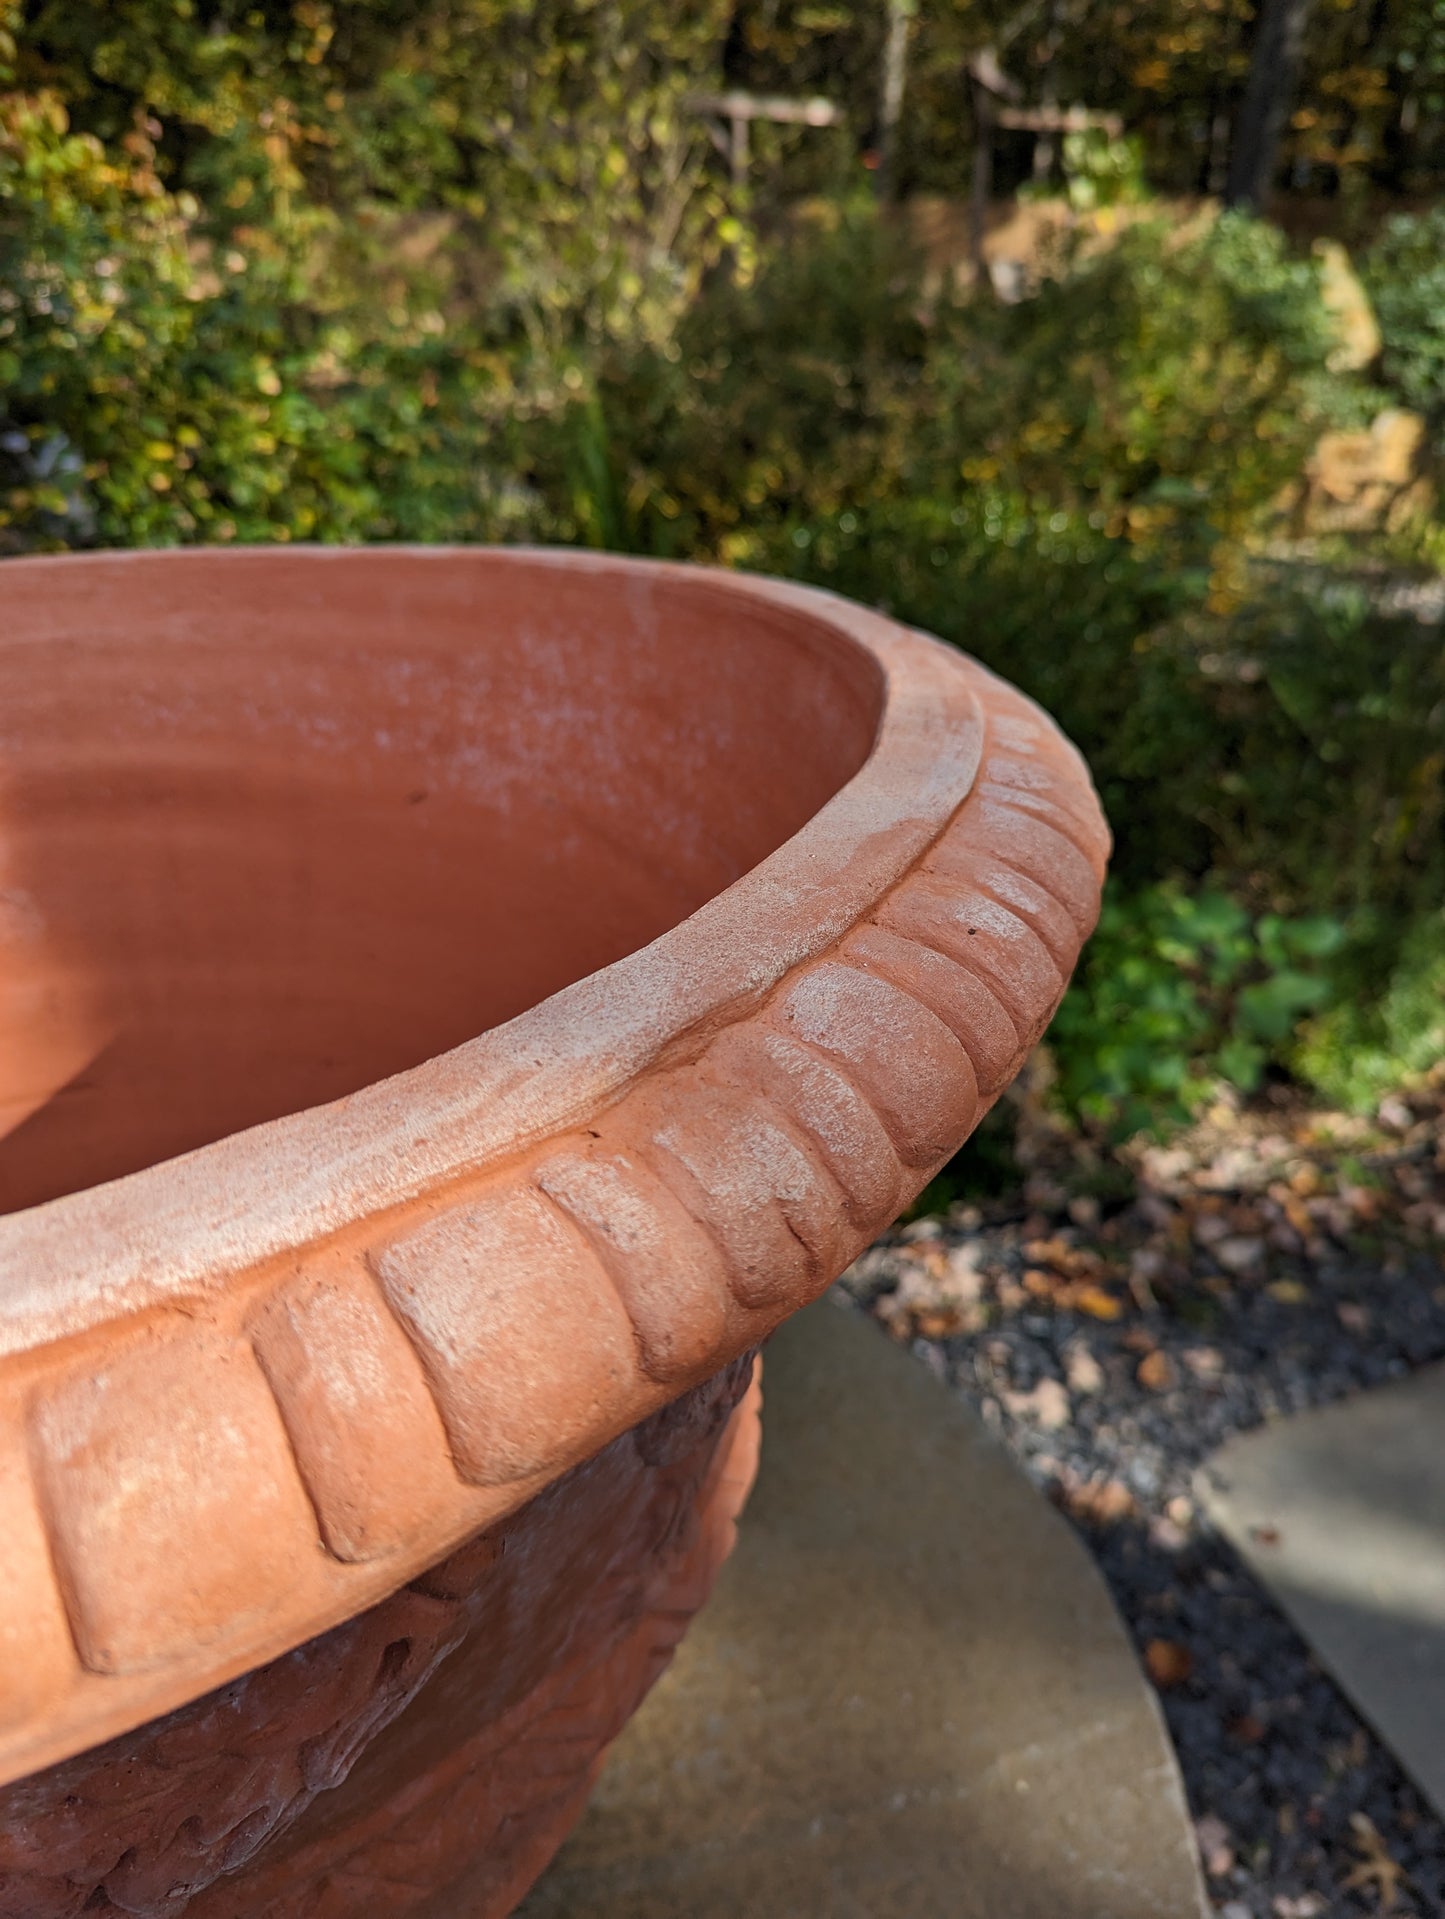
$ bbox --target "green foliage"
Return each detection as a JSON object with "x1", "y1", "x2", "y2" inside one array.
[
  {"x1": 547, "y1": 200, "x2": 1441, "y2": 1130},
  {"x1": 1152, "y1": 582, "x2": 1445, "y2": 931},
  {"x1": 11, "y1": 0, "x2": 737, "y2": 351},
  {"x1": 567, "y1": 205, "x2": 1436, "y2": 936},
  {"x1": 570, "y1": 206, "x2": 1341, "y2": 575},
  {"x1": 1297, "y1": 911, "x2": 1445, "y2": 1111},
  {"x1": 1, "y1": 0, "x2": 747, "y2": 549},
  {"x1": 1048, "y1": 882, "x2": 1347, "y2": 1136},
  {"x1": 926, "y1": 212, "x2": 1338, "y2": 560},
  {"x1": 538, "y1": 204, "x2": 1444, "y2": 1137},
  {"x1": 0, "y1": 88, "x2": 505, "y2": 548},
  {"x1": 1057, "y1": 129, "x2": 1149, "y2": 212},
  {"x1": 1364, "y1": 207, "x2": 1445, "y2": 423}
]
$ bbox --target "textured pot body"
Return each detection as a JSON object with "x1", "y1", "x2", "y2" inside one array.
[
  {"x1": 0, "y1": 1356, "x2": 761, "y2": 1919},
  {"x1": 0, "y1": 549, "x2": 1109, "y2": 1915}
]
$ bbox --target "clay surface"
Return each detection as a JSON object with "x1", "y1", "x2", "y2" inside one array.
[
  {"x1": 0, "y1": 547, "x2": 1108, "y2": 1910},
  {"x1": 0, "y1": 1355, "x2": 760, "y2": 1918},
  {"x1": 0, "y1": 552, "x2": 879, "y2": 1213}
]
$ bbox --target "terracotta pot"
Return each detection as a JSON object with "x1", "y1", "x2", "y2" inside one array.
[{"x1": 0, "y1": 548, "x2": 1107, "y2": 1916}]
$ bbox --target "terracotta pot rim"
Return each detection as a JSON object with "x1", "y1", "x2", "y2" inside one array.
[
  {"x1": 0, "y1": 546, "x2": 970, "y2": 1337},
  {"x1": 0, "y1": 545, "x2": 1108, "y2": 1789}
]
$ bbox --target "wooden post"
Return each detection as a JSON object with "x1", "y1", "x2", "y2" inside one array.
[
  {"x1": 689, "y1": 90, "x2": 844, "y2": 200},
  {"x1": 729, "y1": 108, "x2": 750, "y2": 189}
]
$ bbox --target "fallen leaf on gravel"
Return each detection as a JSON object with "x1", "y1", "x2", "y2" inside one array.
[
  {"x1": 915, "y1": 1306, "x2": 983, "y2": 1339},
  {"x1": 1074, "y1": 1284, "x2": 1124, "y2": 1320},
  {"x1": 1343, "y1": 1811, "x2": 1412, "y2": 1911},
  {"x1": 1144, "y1": 1638, "x2": 1193, "y2": 1688},
  {"x1": 1343, "y1": 1184, "x2": 1382, "y2": 1223},
  {"x1": 1137, "y1": 1350, "x2": 1177, "y2": 1392},
  {"x1": 1001, "y1": 1377, "x2": 1070, "y2": 1431},
  {"x1": 860, "y1": 1053, "x2": 1445, "y2": 1914},
  {"x1": 943, "y1": 1243, "x2": 985, "y2": 1301},
  {"x1": 1023, "y1": 1234, "x2": 1073, "y2": 1268},
  {"x1": 1193, "y1": 1211, "x2": 1232, "y2": 1248},
  {"x1": 1280, "y1": 1191, "x2": 1315, "y2": 1236},
  {"x1": 1022, "y1": 1266, "x2": 1063, "y2": 1299},
  {"x1": 1195, "y1": 1814, "x2": 1235, "y2": 1877},
  {"x1": 1065, "y1": 1477, "x2": 1137, "y2": 1526},
  {"x1": 1130, "y1": 1247, "x2": 1168, "y2": 1285},
  {"x1": 897, "y1": 1242, "x2": 948, "y2": 1278}
]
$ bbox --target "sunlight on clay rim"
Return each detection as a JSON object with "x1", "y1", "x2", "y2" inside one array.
[{"x1": 0, "y1": 548, "x2": 985, "y2": 1354}]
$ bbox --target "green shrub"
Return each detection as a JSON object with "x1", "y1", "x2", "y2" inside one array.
[
  {"x1": 541, "y1": 197, "x2": 935, "y2": 557},
  {"x1": 1364, "y1": 208, "x2": 1445, "y2": 423},
  {"x1": 1296, "y1": 911, "x2": 1445, "y2": 1111},
  {"x1": 1149, "y1": 581, "x2": 1445, "y2": 932},
  {"x1": 1056, "y1": 129, "x2": 1149, "y2": 212},
  {"x1": 549, "y1": 208, "x2": 1440, "y2": 1107},
  {"x1": 0, "y1": 90, "x2": 507, "y2": 548},
  {"x1": 9, "y1": 0, "x2": 737, "y2": 355},
  {"x1": 1048, "y1": 882, "x2": 1347, "y2": 1137},
  {"x1": 571, "y1": 205, "x2": 1342, "y2": 573}
]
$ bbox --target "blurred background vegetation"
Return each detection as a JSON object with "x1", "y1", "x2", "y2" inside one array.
[{"x1": 2, "y1": 0, "x2": 1442, "y2": 1176}]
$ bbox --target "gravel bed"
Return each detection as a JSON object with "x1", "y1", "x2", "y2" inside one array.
[{"x1": 839, "y1": 1082, "x2": 1445, "y2": 1916}]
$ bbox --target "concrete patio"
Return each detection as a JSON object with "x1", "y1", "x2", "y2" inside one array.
[
  {"x1": 1200, "y1": 1359, "x2": 1445, "y2": 1825},
  {"x1": 521, "y1": 1298, "x2": 1209, "y2": 1919}
]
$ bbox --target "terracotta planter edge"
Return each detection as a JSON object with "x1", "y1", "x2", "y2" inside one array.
[{"x1": 0, "y1": 546, "x2": 1109, "y2": 1789}]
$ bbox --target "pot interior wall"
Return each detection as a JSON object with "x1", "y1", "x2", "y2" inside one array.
[{"x1": 0, "y1": 552, "x2": 881, "y2": 1215}]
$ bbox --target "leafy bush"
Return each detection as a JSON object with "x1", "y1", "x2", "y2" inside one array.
[
  {"x1": 0, "y1": 90, "x2": 507, "y2": 548},
  {"x1": 1296, "y1": 911, "x2": 1445, "y2": 1111},
  {"x1": 1056, "y1": 129, "x2": 1149, "y2": 212},
  {"x1": 527, "y1": 208, "x2": 1441, "y2": 1126},
  {"x1": 8, "y1": 0, "x2": 736, "y2": 353},
  {"x1": 1364, "y1": 208, "x2": 1445, "y2": 423},
  {"x1": 573, "y1": 205, "x2": 1342, "y2": 573},
  {"x1": 538, "y1": 198, "x2": 934, "y2": 556},
  {"x1": 1048, "y1": 883, "x2": 1346, "y2": 1137},
  {"x1": 1147, "y1": 582, "x2": 1445, "y2": 933}
]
